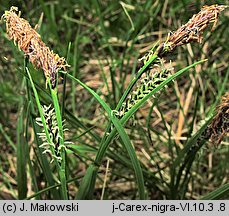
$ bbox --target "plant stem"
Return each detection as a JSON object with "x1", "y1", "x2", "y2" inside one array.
[{"x1": 49, "y1": 82, "x2": 68, "y2": 200}]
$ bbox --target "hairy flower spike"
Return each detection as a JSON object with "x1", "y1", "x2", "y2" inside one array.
[
  {"x1": 137, "y1": 5, "x2": 227, "y2": 83},
  {"x1": 191, "y1": 92, "x2": 229, "y2": 149},
  {"x1": 116, "y1": 60, "x2": 173, "y2": 119},
  {"x1": 2, "y1": 6, "x2": 69, "y2": 88},
  {"x1": 156, "y1": 5, "x2": 227, "y2": 56},
  {"x1": 36, "y1": 105, "x2": 70, "y2": 163},
  {"x1": 209, "y1": 92, "x2": 229, "y2": 145}
]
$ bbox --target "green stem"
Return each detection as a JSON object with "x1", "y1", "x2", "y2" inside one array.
[{"x1": 49, "y1": 81, "x2": 68, "y2": 200}]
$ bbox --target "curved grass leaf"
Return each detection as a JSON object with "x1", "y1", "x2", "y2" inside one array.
[
  {"x1": 120, "y1": 59, "x2": 207, "y2": 125},
  {"x1": 66, "y1": 74, "x2": 145, "y2": 199},
  {"x1": 200, "y1": 183, "x2": 229, "y2": 200},
  {"x1": 75, "y1": 164, "x2": 98, "y2": 199},
  {"x1": 49, "y1": 84, "x2": 68, "y2": 200},
  {"x1": 17, "y1": 79, "x2": 27, "y2": 199},
  {"x1": 111, "y1": 114, "x2": 145, "y2": 199},
  {"x1": 65, "y1": 59, "x2": 206, "y2": 199},
  {"x1": 170, "y1": 68, "x2": 228, "y2": 199},
  {"x1": 93, "y1": 59, "x2": 207, "y2": 175},
  {"x1": 170, "y1": 115, "x2": 213, "y2": 199}
]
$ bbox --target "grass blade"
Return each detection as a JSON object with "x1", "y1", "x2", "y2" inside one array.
[
  {"x1": 17, "y1": 79, "x2": 27, "y2": 199},
  {"x1": 201, "y1": 183, "x2": 229, "y2": 200},
  {"x1": 66, "y1": 59, "x2": 206, "y2": 199},
  {"x1": 111, "y1": 114, "x2": 146, "y2": 199},
  {"x1": 66, "y1": 73, "x2": 145, "y2": 199}
]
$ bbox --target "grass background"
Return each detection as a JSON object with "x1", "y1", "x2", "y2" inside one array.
[{"x1": 0, "y1": 0, "x2": 228, "y2": 200}]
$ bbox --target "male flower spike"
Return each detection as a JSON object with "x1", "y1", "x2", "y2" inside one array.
[{"x1": 2, "y1": 6, "x2": 69, "y2": 88}]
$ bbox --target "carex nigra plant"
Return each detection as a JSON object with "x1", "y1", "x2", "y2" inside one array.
[
  {"x1": 1, "y1": 4, "x2": 228, "y2": 200},
  {"x1": 76, "y1": 4, "x2": 228, "y2": 199},
  {"x1": 115, "y1": 4, "x2": 227, "y2": 120},
  {"x1": 2, "y1": 6, "x2": 70, "y2": 199}
]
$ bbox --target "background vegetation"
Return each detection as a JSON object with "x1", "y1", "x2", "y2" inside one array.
[{"x1": 0, "y1": 0, "x2": 228, "y2": 200}]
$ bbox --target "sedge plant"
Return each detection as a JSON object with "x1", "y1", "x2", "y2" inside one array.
[
  {"x1": 2, "y1": 6, "x2": 69, "y2": 199},
  {"x1": 75, "y1": 4, "x2": 228, "y2": 199},
  {"x1": 1, "y1": 4, "x2": 228, "y2": 200}
]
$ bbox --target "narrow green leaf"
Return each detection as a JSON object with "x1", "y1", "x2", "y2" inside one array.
[
  {"x1": 201, "y1": 183, "x2": 229, "y2": 200},
  {"x1": 111, "y1": 114, "x2": 145, "y2": 199},
  {"x1": 171, "y1": 114, "x2": 214, "y2": 199},
  {"x1": 17, "y1": 93, "x2": 27, "y2": 199},
  {"x1": 66, "y1": 74, "x2": 145, "y2": 199},
  {"x1": 68, "y1": 59, "x2": 206, "y2": 199},
  {"x1": 75, "y1": 165, "x2": 98, "y2": 199},
  {"x1": 49, "y1": 82, "x2": 68, "y2": 200}
]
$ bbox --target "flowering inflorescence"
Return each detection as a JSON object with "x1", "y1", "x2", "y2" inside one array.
[
  {"x1": 137, "y1": 4, "x2": 227, "y2": 67},
  {"x1": 190, "y1": 92, "x2": 229, "y2": 151},
  {"x1": 2, "y1": 6, "x2": 69, "y2": 88},
  {"x1": 116, "y1": 58, "x2": 173, "y2": 119},
  {"x1": 116, "y1": 4, "x2": 227, "y2": 127},
  {"x1": 36, "y1": 105, "x2": 70, "y2": 163},
  {"x1": 208, "y1": 92, "x2": 229, "y2": 146},
  {"x1": 156, "y1": 4, "x2": 228, "y2": 56}
]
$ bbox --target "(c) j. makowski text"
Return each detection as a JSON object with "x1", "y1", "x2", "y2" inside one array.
[{"x1": 19, "y1": 203, "x2": 79, "y2": 212}]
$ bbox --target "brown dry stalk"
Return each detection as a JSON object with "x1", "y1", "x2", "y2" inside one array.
[
  {"x1": 156, "y1": 4, "x2": 228, "y2": 56},
  {"x1": 209, "y1": 92, "x2": 229, "y2": 145},
  {"x1": 2, "y1": 6, "x2": 69, "y2": 88}
]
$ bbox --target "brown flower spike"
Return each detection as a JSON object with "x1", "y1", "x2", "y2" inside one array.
[
  {"x1": 2, "y1": 6, "x2": 69, "y2": 88},
  {"x1": 209, "y1": 92, "x2": 229, "y2": 146},
  {"x1": 157, "y1": 4, "x2": 228, "y2": 56}
]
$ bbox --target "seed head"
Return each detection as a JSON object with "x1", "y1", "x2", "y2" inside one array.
[
  {"x1": 2, "y1": 6, "x2": 69, "y2": 88},
  {"x1": 209, "y1": 92, "x2": 229, "y2": 146},
  {"x1": 157, "y1": 5, "x2": 228, "y2": 56}
]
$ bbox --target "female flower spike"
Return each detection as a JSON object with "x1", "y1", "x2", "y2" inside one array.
[{"x1": 2, "y1": 6, "x2": 69, "y2": 88}]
